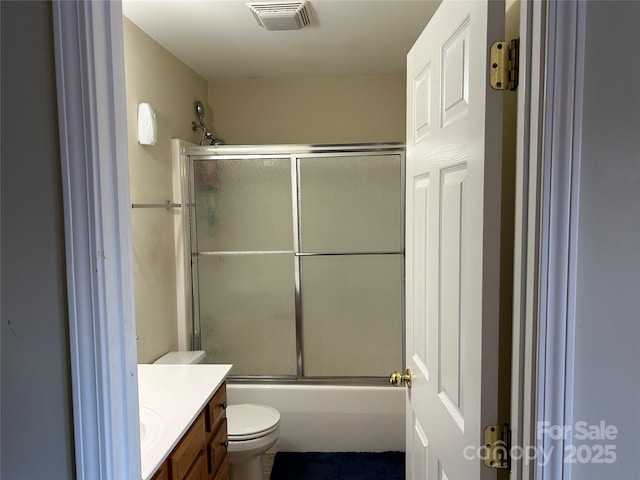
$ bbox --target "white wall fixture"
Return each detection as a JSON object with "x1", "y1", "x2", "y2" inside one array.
[{"x1": 137, "y1": 102, "x2": 157, "y2": 145}]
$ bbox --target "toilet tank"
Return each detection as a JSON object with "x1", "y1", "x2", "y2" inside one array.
[{"x1": 153, "y1": 350, "x2": 206, "y2": 364}]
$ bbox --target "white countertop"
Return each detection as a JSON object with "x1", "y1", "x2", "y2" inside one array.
[{"x1": 138, "y1": 364, "x2": 232, "y2": 480}]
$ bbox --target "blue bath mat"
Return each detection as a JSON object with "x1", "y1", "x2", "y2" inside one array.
[{"x1": 270, "y1": 451, "x2": 405, "y2": 480}]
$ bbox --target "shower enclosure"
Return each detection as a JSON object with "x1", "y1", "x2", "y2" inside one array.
[{"x1": 179, "y1": 143, "x2": 405, "y2": 383}]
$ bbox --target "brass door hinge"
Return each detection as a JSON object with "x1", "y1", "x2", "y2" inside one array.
[
  {"x1": 483, "y1": 423, "x2": 511, "y2": 470},
  {"x1": 490, "y1": 39, "x2": 519, "y2": 91}
]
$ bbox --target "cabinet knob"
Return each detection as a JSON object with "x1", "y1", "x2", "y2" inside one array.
[
  {"x1": 220, "y1": 401, "x2": 227, "y2": 410},
  {"x1": 221, "y1": 440, "x2": 229, "y2": 449}
]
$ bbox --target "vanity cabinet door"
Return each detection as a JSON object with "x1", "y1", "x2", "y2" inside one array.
[
  {"x1": 206, "y1": 382, "x2": 229, "y2": 480},
  {"x1": 169, "y1": 413, "x2": 205, "y2": 480},
  {"x1": 151, "y1": 462, "x2": 169, "y2": 480},
  {"x1": 183, "y1": 452, "x2": 207, "y2": 480},
  {"x1": 155, "y1": 383, "x2": 228, "y2": 480},
  {"x1": 213, "y1": 462, "x2": 229, "y2": 480},
  {"x1": 207, "y1": 383, "x2": 227, "y2": 434},
  {"x1": 207, "y1": 418, "x2": 229, "y2": 478}
]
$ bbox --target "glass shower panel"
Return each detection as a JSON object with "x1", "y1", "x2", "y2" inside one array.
[
  {"x1": 301, "y1": 254, "x2": 403, "y2": 377},
  {"x1": 298, "y1": 155, "x2": 402, "y2": 253},
  {"x1": 193, "y1": 158, "x2": 293, "y2": 252},
  {"x1": 198, "y1": 254, "x2": 297, "y2": 376}
]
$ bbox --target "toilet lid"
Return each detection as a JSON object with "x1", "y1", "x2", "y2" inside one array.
[{"x1": 227, "y1": 404, "x2": 280, "y2": 440}]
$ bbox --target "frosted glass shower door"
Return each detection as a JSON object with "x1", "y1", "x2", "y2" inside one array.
[
  {"x1": 193, "y1": 158, "x2": 294, "y2": 252},
  {"x1": 186, "y1": 147, "x2": 405, "y2": 381},
  {"x1": 192, "y1": 158, "x2": 297, "y2": 376},
  {"x1": 298, "y1": 155, "x2": 402, "y2": 253},
  {"x1": 298, "y1": 154, "x2": 404, "y2": 378},
  {"x1": 197, "y1": 254, "x2": 296, "y2": 375},
  {"x1": 300, "y1": 254, "x2": 403, "y2": 376}
]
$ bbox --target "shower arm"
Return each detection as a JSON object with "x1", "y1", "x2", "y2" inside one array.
[{"x1": 191, "y1": 120, "x2": 221, "y2": 146}]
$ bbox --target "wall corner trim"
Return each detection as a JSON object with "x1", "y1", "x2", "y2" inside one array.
[
  {"x1": 536, "y1": 1, "x2": 586, "y2": 479},
  {"x1": 52, "y1": 1, "x2": 141, "y2": 479}
]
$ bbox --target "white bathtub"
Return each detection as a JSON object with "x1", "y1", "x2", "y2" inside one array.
[{"x1": 226, "y1": 383, "x2": 405, "y2": 452}]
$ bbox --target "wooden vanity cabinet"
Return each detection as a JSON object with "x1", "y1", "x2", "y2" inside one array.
[
  {"x1": 206, "y1": 383, "x2": 229, "y2": 480},
  {"x1": 153, "y1": 382, "x2": 229, "y2": 480},
  {"x1": 150, "y1": 463, "x2": 169, "y2": 480},
  {"x1": 169, "y1": 413, "x2": 205, "y2": 480}
]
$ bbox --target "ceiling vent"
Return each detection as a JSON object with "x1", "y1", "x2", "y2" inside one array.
[{"x1": 247, "y1": 1, "x2": 312, "y2": 31}]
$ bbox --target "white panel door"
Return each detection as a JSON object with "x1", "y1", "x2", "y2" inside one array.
[{"x1": 405, "y1": 1, "x2": 504, "y2": 479}]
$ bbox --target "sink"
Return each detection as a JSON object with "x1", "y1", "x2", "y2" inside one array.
[{"x1": 139, "y1": 406, "x2": 163, "y2": 453}]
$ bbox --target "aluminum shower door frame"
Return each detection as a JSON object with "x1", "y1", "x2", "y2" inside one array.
[{"x1": 182, "y1": 143, "x2": 406, "y2": 385}]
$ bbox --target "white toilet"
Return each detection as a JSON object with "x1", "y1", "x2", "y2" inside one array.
[
  {"x1": 153, "y1": 350, "x2": 206, "y2": 364},
  {"x1": 153, "y1": 351, "x2": 281, "y2": 480},
  {"x1": 226, "y1": 403, "x2": 280, "y2": 480}
]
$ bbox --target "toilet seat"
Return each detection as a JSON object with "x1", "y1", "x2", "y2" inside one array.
[{"x1": 227, "y1": 404, "x2": 280, "y2": 441}]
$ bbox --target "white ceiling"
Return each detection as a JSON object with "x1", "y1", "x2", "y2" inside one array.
[{"x1": 121, "y1": 0, "x2": 441, "y2": 80}]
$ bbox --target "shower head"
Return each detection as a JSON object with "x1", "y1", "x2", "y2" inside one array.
[
  {"x1": 195, "y1": 101, "x2": 206, "y2": 121},
  {"x1": 191, "y1": 100, "x2": 224, "y2": 146}
]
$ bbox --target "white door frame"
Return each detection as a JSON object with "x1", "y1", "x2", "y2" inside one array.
[
  {"x1": 509, "y1": 1, "x2": 545, "y2": 476},
  {"x1": 52, "y1": 1, "x2": 584, "y2": 478},
  {"x1": 510, "y1": 1, "x2": 586, "y2": 479},
  {"x1": 52, "y1": 1, "x2": 140, "y2": 479}
]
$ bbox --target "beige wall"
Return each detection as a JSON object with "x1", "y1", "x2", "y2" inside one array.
[
  {"x1": 208, "y1": 76, "x2": 406, "y2": 145},
  {"x1": 124, "y1": 17, "x2": 406, "y2": 362},
  {"x1": 123, "y1": 17, "x2": 209, "y2": 363}
]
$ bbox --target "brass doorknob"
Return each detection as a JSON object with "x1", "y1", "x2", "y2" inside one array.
[{"x1": 389, "y1": 369, "x2": 412, "y2": 388}]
